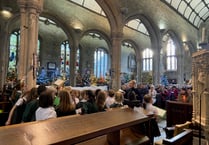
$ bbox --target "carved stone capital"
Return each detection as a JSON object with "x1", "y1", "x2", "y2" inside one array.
[{"x1": 17, "y1": 0, "x2": 43, "y2": 13}]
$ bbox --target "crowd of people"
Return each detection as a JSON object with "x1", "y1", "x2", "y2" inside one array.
[{"x1": 3, "y1": 79, "x2": 192, "y2": 126}]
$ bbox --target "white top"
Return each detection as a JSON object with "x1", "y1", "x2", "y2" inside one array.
[
  {"x1": 144, "y1": 103, "x2": 158, "y2": 116},
  {"x1": 15, "y1": 97, "x2": 27, "y2": 106},
  {"x1": 105, "y1": 97, "x2": 115, "y2": 108},
  {"x1": 148, "y1": 89, "x2": 157, "y2": 104},
  {"x1": 35, "y1": 107, "x2": 57, "y2": 121}
]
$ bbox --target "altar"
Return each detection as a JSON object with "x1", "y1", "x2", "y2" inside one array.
[{"x1": 71, "y1": 85, "x2": 108, "y2": 91}]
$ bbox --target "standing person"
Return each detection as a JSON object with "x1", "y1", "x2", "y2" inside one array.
[
  {"x1": 148, "y1": 84, "x2": 157, "y2": 105},
  {"x1": 56, "y1": 90, "x2": 76, "y2": 117},
  {"x1": 124, "y1": 80, "x2": 140, "y2": 101},
  {"x1": 22, "y1": 85, "x2": 46, "y2": 122},
  {"x1": 35, "y1": 91, "x2": 57, "y2": 121},
  {"x1": 5, "y1": 90, "x2": 31, "y2": 125}
]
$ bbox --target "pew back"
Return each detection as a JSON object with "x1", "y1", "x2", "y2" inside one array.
[
  {"x1": 0, "y1": 108, "x2": 150, "y2": 145},
  {"x1": 166, "y1": 101, "x2": 192, "y2": 127}
]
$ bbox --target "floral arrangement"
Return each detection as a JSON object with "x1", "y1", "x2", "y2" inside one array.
[{"x1": 90, "y1": 75, "x2": 108, "y2": 86}]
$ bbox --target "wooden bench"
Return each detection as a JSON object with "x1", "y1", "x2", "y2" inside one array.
[
  {"x1": 0, "y1": 108, "x2": 152, "y2": 145},
  {"x1": 166, "y1": 101, "x2": 192, "y2": 127},
  {"x1": 162, "y1": 129, "x2": 193, "y2": 145},
  {"x1": 0, "y1": 101, "x2": 12, "y2": 126},
  {"x1": 155, "y1": 129, "x2": 193, "y2": 145}
]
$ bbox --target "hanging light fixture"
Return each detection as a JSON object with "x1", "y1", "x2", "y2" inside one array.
[{"x1": 1, "y1": 7, "x2": 12, "y2": 19}]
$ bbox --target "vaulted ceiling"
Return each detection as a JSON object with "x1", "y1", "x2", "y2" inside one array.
[{"x1": 161, "y1": 0, "x2": 209, "y2": 28}]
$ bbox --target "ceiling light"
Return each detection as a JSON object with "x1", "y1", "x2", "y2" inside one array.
[{"x1": 1, "y1": 7, "x2": 12, "y2": 19}]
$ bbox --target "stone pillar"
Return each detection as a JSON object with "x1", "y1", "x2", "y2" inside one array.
[
  {"x1": 70, "y1": 39, "x2": 79, "y2": 86},
  {"x1": 0, "y1": 23, "x2": 9, "y2": 89},
  {"x1": 153, "y1": 48, "x2": 160, "y2": 84},
  {"x1": 192, "y1": 49, "x2": 209, "y2": 141},
  {"x1": 17, "y1": 0, "x2": 43, "y2": 90},
  {"x1": 136, "y1": 54, "x2": 141, "y2": 83},
  {"x1": 111, "y1": 32, "x2": 123, "y2": 90}
]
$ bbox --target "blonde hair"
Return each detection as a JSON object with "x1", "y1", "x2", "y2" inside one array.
[
  {"x1": 114, "y1": 91, "x2": 124, "y2": 103},
  {"x1": 58, "y1": 90, "x2": 75, "y2": 113},
  {"x1": 144, "y1": 94, "x2": 152, "y2": 103}
]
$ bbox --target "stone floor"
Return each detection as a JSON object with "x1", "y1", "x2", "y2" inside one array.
[{"x1": 154, "y1": 119, "x2": 166, "y2": 143}]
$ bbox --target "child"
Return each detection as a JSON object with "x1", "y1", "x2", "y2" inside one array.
[
  {"x1": 35, "y1": 91, "x2": 57, "y2": 121},
  {"x1": 143, "y1": 94, "x2": 158, "y2": 118}
]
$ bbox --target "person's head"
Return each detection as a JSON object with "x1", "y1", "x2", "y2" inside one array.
[
  {"x1": 96, "y1": 91, "x2": 107, "y2": 111},
  {"x1": 180, "y1": 87, "x2": 187, "y2": 95},
  {"x1": 95, "y1": 89, "x2": 101, "y2": 99},
  {"x1": 58, "y1": 90, "x2": 75, "y2": 112},
  {"x1": 30, "y1": 87, "x2": 38, "y2": 100},
  {"x1": 85, "y1": 90, "x2": 95, "y2": 103},
  {"x1": 37, "y1": 85, "x2": 47, "y2": 96},
  {"x1": 108, "y1": 89, "x2": 115, "y2": 98},
  {"x1": 128, "y1": 80, "x2": 136, "y2": 88},
  {"x1": 114, "y1": 91, "x2": 124, "y2": 103},
  {"x1": 150, "y1": 84, "x2": 155, "y2": 90},
  {"x1": 144, "y1": 94, "x2": 152, "y2": 104},
  {"x1": 39, "y1": 91, "x2": 54, "y2": 108}
]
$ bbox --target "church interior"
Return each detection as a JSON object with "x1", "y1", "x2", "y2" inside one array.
[{"x1": 0, "y1": 0, "x2": 209, "y2": 144}]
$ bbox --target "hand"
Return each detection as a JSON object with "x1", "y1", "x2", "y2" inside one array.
[{"x1": 5, "y1": 120, "x2": 11, "y2": 126}]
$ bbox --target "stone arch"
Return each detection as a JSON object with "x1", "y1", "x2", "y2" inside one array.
[
  {"x1": 82, "y1": 29, "x2": 111, "y2": 52},
  {"x1": 124, "y1": 14, "x2": 161, "y2": 84},
  {"x1": 95, "y1": 0, "x2": 123, "y2": 34}
]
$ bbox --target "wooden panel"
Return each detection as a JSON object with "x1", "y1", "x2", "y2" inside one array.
[
  {"x1": 0, "y1": 108, "x2": 150, "y2": 145},
  {"x1": 166, "y1": 101, "x2": 192, "y2": 127}
]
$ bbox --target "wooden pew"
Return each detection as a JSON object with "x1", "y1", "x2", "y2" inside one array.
[
  {"x1": 166, "y1": 101, "x2": 192, "y2": 127},
  {"x1": 162, "y1": 129, "x2": 193, "y2": 145},
  {"x1": 0, "y1": 108, "x2": 152, "y2": 145},
  {"x1": 0, "y1": 101, "x2": 12, "y2": 126}
]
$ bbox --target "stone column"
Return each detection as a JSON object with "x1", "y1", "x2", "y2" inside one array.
[
  {"x1": 192, "y1": 49, "x2": 209, "y2": 140},
  {"x1": 136, "y1": 54, "x2": 141, "y2": 83},
  {"x1": 17, "y1": 0, "x2": 43, "y2": 90},
  {"x1": 70, "y1": 39, "x2": 79, "y2": 86},
  {"x1": 153, "y1": 48, "x2": 160, "y2": 84},
  {"x1": 111, "y1": 32, "x2": 123, "y2": 90},
  {"x1": 0, "y1": 23, "x2": 9, "y2": 89}
]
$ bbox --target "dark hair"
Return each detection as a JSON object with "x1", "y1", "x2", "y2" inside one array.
[
  {"x1": 108, "y1": 89, "x2": 115, "y2": 98},
  {"x1": 86, "y1": 90, "x2": 95, "y2": 104},
  {"x1": 37, "y1": 85, "x2": 47, "y2": 95},
  {"x1": 95, "y1": 89, "x2": 101, "y2": 98},
  {"x1": 96, "y1": 91, "x2": 106, "y2": 111},
  {"x1": 39, "y1": 91, "x2": 53, "y2": 108}
]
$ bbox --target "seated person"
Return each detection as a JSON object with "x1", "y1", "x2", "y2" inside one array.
[
  {"x1": 143, "y1": 94, "x2": 158, "y2": 119},
  {"x1": 178, "y1": 87, "x2": 191, "y2": 103},
  {"x1": 56, "y1": 90, "x2": 76, "y2": 117},
  {"x1": 95, "y1": 91, "x2": 107, "y2": 112},
  {"x1": 110, "y1": 91, "x2": 124, "y2": 108},
  {"x1": 76, "y1": 90, "x2": 97, "y2": 114},
  {"x1": 35, "y1": 91, "x2": 57, "y2": 121}
]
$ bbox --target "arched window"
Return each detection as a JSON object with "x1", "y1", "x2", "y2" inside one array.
[
  {"x1": 94, "y1": 48, "x2": 108, "y2": 77},
  {"x1": 166, "y1": 38, "x2": 177, "y2": 71},
  {"x1": 8, "y1": 30, "x2": 20, "y2": 73},
  {"x1": 60, "y1": 41, "x2": 80, "y2": 75},
  {"x1": 142, "y1": 48, "x2": 153, "y2": 71},
  {"x1": 60, "y1": 40, "x2": 70, "y2": 75}
]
